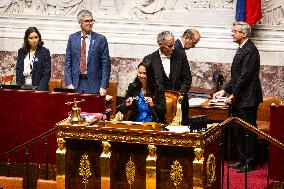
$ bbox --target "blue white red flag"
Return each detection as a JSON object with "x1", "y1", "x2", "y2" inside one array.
[{"x1": 235, "y1": 0, "x2": 262, "y2": 25}]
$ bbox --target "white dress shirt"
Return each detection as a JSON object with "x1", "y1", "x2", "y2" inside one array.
[{"x1": 159, "y1": 49, "x2": 171, "y2": 78}]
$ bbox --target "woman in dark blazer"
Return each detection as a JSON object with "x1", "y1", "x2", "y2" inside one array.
[
  {"x1": 119, "y1": 61, "x2": 166, "y2": 124},
  {"x1": 16, "y1": 27, "x2": 51, "y2": 91}
]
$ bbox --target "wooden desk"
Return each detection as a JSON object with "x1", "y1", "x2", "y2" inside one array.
[
  {"x1": 189, "y1": 99, "x2": 229, "y2": 122},
  {"x1": 0, "y1": 89, "x2": 106, "y2": 164},
  {"x1": 55, "y1": 120, "x2": 221, "y2": 189}
]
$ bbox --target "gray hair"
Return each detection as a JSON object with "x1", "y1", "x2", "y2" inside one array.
[
  {"x1": 233, "y1": 21, "x2": 251, "y2": 37},
  {"x1": 157, "y1": 31, "x2": 174, "y2": 44},
  {"x1": 77, "y1": 10, "x2": 93, "y2": 21}
]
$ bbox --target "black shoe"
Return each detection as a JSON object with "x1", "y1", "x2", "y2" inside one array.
[
  {"x1": 228, "y1": 161, "x2": 244, "y2": 169},
  {"x1": 236, "y1": 165, "x2": 257, "y2": 173}
]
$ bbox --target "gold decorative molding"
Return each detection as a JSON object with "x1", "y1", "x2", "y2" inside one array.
[
  {"x1": 193, "y1": 148, "x2": 204, "y2": 189},
  {"x1": 205, "y1": 154, "x2": 216, "y2": 187},
  {"x1": 146, "y1": 145, "x2": 157, "y2": 189},
  {"x1": 100, "y1": 141, "x2": 111, "y2": 189},
  {"x1": 56, "y1": 138, "x2": 66, "y2": 189},
  {"x1": 56, "y1": 129, "x2": 205, "y2": 147},
  {"x1": 79, "y1": 154, "x2": 92, "y2": 189},
  {"x1": 126, "y1": 157, "x2": 136, "y2": 188},
  {"x1": 101, "y1": 141, "x2": 111, "y2": 157},
  {"x1": 170, "y1": 160, "x2": 183, "y2": 189}
]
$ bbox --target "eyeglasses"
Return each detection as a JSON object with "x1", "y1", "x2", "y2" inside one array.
[
  {"x1": 83, "y1": 19, "x2": 95, "y2": 24},
  {"x1": 231, "y1": 30, "x2": 243, "y2": 34}
]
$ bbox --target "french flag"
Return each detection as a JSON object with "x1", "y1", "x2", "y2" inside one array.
[{"x1": 235, "y1": 0, "x2": 262, "y2": 25}]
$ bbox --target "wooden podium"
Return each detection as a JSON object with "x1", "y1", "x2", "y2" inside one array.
[{"x1": 55, "y1": 120, "x2": 221, "y2": 189}]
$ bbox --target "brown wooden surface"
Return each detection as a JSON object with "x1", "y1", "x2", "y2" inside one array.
[
  {"x1": 56, "y1": 121, "x2": 221, "y2": 189},
  {"x1": 189, "y1": 99, "x2": 229, "y2": 122}
]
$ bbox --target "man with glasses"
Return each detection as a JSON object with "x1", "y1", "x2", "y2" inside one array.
[
  {"x1": 175, "y1": 28, "x2": 201, "y2": 50},
  {"x1": 143, "y1": 31, "x2": 192, "y2": 125},
  {"x1": 213, "y1": 22, "x2": 263, "y2": 173},
  {"x1": 65, "y1": 9, "x2": 111, "y2": 95},
  {"x1": 174, "y1": 28, "x2": 200, "y2": 124}
]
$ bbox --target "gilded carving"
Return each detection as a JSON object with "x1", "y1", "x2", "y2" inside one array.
[
  {"x1": 56, "y1": 129, "x2": 205, "y2": 147},
  {"x1": 100, "y1": 141, "x2": 111, "y2": 189},
  {"x1": 170, "y1": 160, "x2": 183, "y2": 189},
  {"x1": 79, "y1": 154, "x2": 92, "y2": 189},
  {"x1": 101, "y1": 141, "x2": 111, "y2": 157},
  {"x1": 193, "y1": 148, "x2": 204, "y2": 188},
  {"x1": 205, "y1": 154, "x2": 216, "y2": 187},
  {"x1": 146, "y1": 145, "x2": 157, "y2": 189},
  {"x1": 126, "y1": 157, "x2": 136, "y2": 187}
]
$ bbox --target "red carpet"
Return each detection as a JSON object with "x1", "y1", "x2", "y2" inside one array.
[{"x1": 222, "y1": 162, "x2": 273, "y2": 189}]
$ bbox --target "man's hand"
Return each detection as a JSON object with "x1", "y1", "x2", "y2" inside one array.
[
  {"x1": 100, "y1": 88, "x2": 107, "y2": 96},
  {"x1": 213, "y1": 90, "x2": 225, "y2": 99},
  {"x1": 226, "y1": 94, "x2": 234, "y2": 104}
]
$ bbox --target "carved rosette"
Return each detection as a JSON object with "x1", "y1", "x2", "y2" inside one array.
[
  {"x1": 126, "y1": 157, "x2": 136, "y2": 188},
  {"x1": 206, "y1": 154, "x2": 216, "y2": 187},
  {"x1": 170, "y1": 160, "x2": 183, "y2": 189},
  {"x1": 79, "y1": 154, "x2": 92, "y2": 189}
]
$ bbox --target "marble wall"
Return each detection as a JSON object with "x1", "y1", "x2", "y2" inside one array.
[
  {"x1": 0, "y1": 0, "x2": 284, "y2": 100},
  {"x1": 1, "y1": 51, "x2": 283, "y2": 100}
]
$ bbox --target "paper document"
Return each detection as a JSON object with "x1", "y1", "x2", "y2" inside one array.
[
  {"x1": 209, "y1": 97, "x2": 228, "y2": 106},
  {"x1": 165, "y1": 126, "x2": 191, "y2": 133},
  {"x1": 188, "y1": 97, "x2": 208, "y2": 106}
]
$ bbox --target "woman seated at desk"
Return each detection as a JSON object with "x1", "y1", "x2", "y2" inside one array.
[
  {"x1": 118, "y1": 62, "x2": 166, "y2": 123},
  {"x1": 16, "y1": 27, "x2": 51, "y2": 91}
]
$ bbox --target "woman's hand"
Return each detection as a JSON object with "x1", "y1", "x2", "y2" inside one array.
[
  {"x1": 144, "y1": 97, "x2": 154, "y2": 107},
  {"x1": 125, "y1": 97, "x2": 134, "y2": 106}
]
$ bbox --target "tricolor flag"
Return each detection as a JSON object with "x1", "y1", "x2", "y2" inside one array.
[{"x1": 235, "y1": 0, "x2": 262, "y2": 25}]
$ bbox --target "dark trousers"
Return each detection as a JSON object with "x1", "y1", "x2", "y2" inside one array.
[
  {"x1": 231, "y1": 105, "x2": 258, "y2": 166},
  {"x1": 181, "y1": 94, "x2": 189, "y2": 122},
  {"x1": 76, "y1": 75, "x2": 93, "y2": 94}
]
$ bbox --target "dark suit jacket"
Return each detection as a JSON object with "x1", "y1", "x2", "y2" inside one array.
[
  {"x1": 224, "y1": 39, "x2": 263, "y2": 108},
  {"x1": 64, "y1": 31, "x2": 111, "y2": 93},
  {"x1": 142, "y1": 49, "x2": 192, "y2": 95},
  {"x1": 119, "y1": 83, "x2": 166, "y2": 123},
  {"x1": 174, "y1": 39, "x2": 183, "y2": 50},
  {"x1": 16, "y1": 47, "x2": 51, "y2": 91}
]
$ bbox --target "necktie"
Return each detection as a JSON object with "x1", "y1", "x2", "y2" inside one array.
[
  {"x1": 80, "y1": 35, "x2": 86, "y2": 73},
  {"x1": 236, "y1": 47, "x2": 241, "y2": 55}
]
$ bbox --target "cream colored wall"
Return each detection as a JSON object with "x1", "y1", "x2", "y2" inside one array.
[{"x1": 0, "y1": 0, "x2": 284, "y2": 66}]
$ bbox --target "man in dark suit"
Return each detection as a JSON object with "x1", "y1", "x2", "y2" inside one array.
[
  {"x1": 213, "y1": 22, "x2": 263, "y2": 172},
  {"x1": 175, "y1": 28, "x2": 201, "y2": 50},
  {"x1": 64, "y1": 9, "x2": 111, "y2": 94},
  {"x1": 174, "y1": 28, "x2": 200, "y2": 124},
  {"x1": 143, "y1": 31, "x2": 192, "y2": 124}
]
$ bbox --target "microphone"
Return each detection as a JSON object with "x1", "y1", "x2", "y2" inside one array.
[{"x1": 149, "y1": 106, "x2": 160, "y2": 126}]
